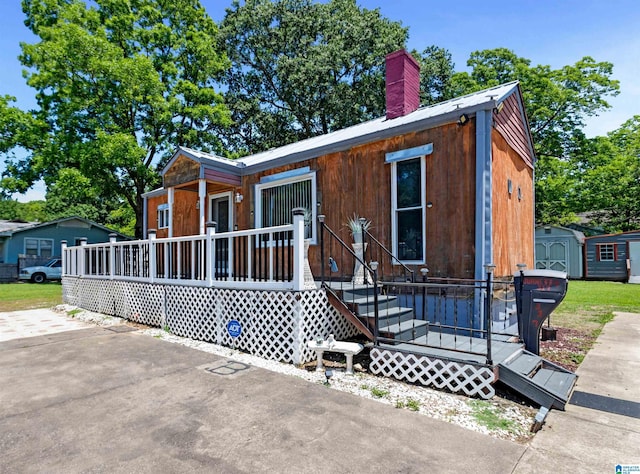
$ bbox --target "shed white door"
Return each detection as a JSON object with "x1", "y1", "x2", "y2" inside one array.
[
  {"x1": 629, "y1": 241, "x2": 640, "y2": 284},
  {"x1": 535, "y1": 240, "x2": 568, "y2": 273}
]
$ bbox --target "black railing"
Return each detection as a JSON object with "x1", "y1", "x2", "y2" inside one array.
[
  {"x1": 318, "y1": 215, "x2": 380, "y2": 342},
  {"x1": 362, "y1": 227, "x2": 415, "y2": 283}
]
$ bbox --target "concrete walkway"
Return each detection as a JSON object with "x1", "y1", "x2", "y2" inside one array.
[
  {"x1": 0, "y1": 309, "x2": 638, "y2": 473},
  {"x1": 514, "y1": 311, "x2": 640, "y2": 473}
]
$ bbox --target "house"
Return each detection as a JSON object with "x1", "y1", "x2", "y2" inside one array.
[
  {"x1": 584, "y1": 230, "x2": 640, "y2": 283},
  {"x1": 0, "y1": 216, "x2": 130, "y2": 281},
  {"x1": 143, "y1": 49, "x2": 535, "y2": 281},
  {"x1": 63, "y1": 51, "x2": 578, "y2": 410},
  {"x1": 535, "y1": 225, "x2": 585, "y2": 279}
]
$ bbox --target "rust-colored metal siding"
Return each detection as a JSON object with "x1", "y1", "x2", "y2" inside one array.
[
  {"x1": 241, "y1": 121, "x2": 477, "y2": 279},
  {"x1": 492, "y1": 129, "x2": 535, "y2": 277},
  {"x1": 494, "y1": 93, "x2": 534, "y2": 169},
  {"x1": 146, "y1": 194, "x2": 168, "y2": 238}
]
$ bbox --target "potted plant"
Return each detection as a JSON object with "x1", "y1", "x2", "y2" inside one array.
[{"x1": 346, "y1": 214, "x2": 372, "y2": 244}]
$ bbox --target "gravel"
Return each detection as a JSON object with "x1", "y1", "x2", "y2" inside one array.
[{"x1": 56, "y1": 304, "x2": 537, "y2": 443}]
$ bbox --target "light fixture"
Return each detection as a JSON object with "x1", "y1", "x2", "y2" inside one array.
[
  {"x1": 195, "y1": 200, "x2": 200, "y2": 210},
  {"x1": 484, "y1": 263, "x2": 496, "y2": 275},
  {"x1": 324, "y1": 368, "x2": 334, "y2": 385},
  {"x1": 427, "y1": 201, "x2": 433, "y2": 209},
  {"x1": 495, "y1": 102, "x2": 504, "y2": 114},
  {"x1": 457, "y1": 113, "x2": 469, "y2": 126},
  {"x1": 235, "y1": 192, "x2": 243, "y2": 204}
]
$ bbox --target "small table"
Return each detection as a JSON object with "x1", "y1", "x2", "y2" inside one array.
[{"x1": 307, "y1": 340, "x2": 364, "y2": 375}]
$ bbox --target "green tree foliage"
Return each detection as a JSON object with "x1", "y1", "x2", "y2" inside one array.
[
  {"x1": 218, "y1": 0, "x2": 408, "y2": 154},
  {"x1": 0, "y1": 0, "x2": 230, "y2": 237},
  {"x1": 576, "y1": 117, "x2": 640, "y2": 232},
  {"x1": 450, "y1": 48, "x2": 620, "y2": 223},
  {"x1": 412, "y1": 46, "x2": 456, "y2": 105},
  {"x1": 0, "y1": 198, "x2": 47, "y2": 222}
]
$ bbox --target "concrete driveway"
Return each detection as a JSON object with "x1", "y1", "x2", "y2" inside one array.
[{"x1": 0, "y1": 324, "x2": 525, "y2": 473}]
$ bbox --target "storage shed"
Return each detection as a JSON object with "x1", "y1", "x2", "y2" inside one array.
[
  {"x1": 535, "y1": 225, "x2": 585, "y2": 279},
  {"x1": 584, "y1": 230, "x2": 640, "y2": 283}
]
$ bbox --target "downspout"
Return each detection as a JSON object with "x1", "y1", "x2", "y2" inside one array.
[{"x1": 474, "y1": 109, "x2": 493, "y2": 281}]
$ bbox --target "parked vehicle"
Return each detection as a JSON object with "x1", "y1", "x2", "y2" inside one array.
[{"x1": 19, "y1": 258, "x2": 62, "y2": 283}]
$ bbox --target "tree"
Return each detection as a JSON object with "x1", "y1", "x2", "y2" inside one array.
[
  {"x1": 576, "y1": 117, "x2": 640, "y2": 232},
  {"x1": 450, "y1": 48, "x2": 620, "y2": 223},
  {"x1": 0, "y1": 0, "x2": 230, "y2": 237},
  {"x1": 412, "y1": 46, "x2": 456, "y2": 106},
  {"x1": 218, "y1": 0, "x2": 408, "y2": 154}
]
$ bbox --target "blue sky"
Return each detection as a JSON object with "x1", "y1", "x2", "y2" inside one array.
[{"x1": 1, "y1": 0, "x2": 639, "y2": 201}]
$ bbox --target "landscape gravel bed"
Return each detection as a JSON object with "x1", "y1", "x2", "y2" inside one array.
[{"x1": 57, "y1": 305, "x2": 537, "y2": 443}]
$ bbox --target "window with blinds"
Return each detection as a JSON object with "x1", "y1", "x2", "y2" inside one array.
[{"x1": 256, "y1": 172, "x2": 316, "y2": 242}]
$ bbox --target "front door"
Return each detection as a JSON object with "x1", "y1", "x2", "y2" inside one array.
[
  {"x1": 629, "y1": 241, "x2": 640, "y2": 284},
  {"x1": 209, "y1": 193, "x2": 233, "y2": 277}
]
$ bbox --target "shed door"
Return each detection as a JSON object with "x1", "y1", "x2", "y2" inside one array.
[
  {"x1": 629, "y1": 241, "x2": 640, "y2": 284},
  {"x1": 535, "y1": 241, "x2": 568, "y2": 273}
]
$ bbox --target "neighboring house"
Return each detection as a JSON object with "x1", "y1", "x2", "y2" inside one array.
[
  {"x1": 584, "y1": 230, "x2": 640, "y2": 283},
  {"x1": 0, "y1": 216, "x2": 130, "y2": 265},
  {"x1": 535, "y1": 225, "x2": 585, "y2": 279},
  {"x1": 143, "y1": 49, "x2": 536, "y2": 280}
]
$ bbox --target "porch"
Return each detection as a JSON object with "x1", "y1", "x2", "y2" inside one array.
[{"x1": 61, "y1": 212, "x2": 575, "y2": 408}]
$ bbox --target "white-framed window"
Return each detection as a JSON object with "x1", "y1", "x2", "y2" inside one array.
[
  {"x1": 255, "y1": 171, "x2": 317, "y2": 243},
  {"x1": 24, "y1": 238, "x2": 54, "y2": 257},
  {"x1": 391, "y1": 156, "x2": 426, "y2": 263},
  {"x1": 598, "y1": 243, "x2": 615, "y2": 261},
  {"x1": 157, "y1": 203, "x2": 169, "y2": 229}
]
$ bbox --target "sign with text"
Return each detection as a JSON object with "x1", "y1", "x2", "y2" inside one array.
[{"x1": 227, "y1": 320, "x2": 242, "y2": 338}]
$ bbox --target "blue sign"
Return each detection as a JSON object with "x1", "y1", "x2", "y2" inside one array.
[{"x1": 227, "y1": 320, "x2": 242, "y2": 338}]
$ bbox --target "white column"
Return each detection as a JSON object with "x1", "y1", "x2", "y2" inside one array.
[
  {"x1": 148, "y1": 229, "x2": 156, "y2": 283},
  {"x1": 109, "y1": 233, "x2": 117, "y2": 280},
  {"x1": 79, "y1": 238, "x2": 87, "y2": 276},
  {"x1": 199, "y1": 179, "x2": 206, "y2": 235},
  {"x1": 167, "y1": 186, "x2": 174, "y2": 238},
  {"x1": 205, "y1": 221, "x2": 216, "y2": 287},
  {"x1": 292, "y1": 208, "x2": 305, "y2": 291},
  {"x1": 60, "y1": 240, "x2": 67, "y2": 277}
]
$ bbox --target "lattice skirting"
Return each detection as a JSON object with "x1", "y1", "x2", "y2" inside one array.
[
  {"x1": 369, "y1": 347, "x2": 496, "y2": 399},
  {"x1": 62, "y1": 277, "x2": 358, "y2": 364}
]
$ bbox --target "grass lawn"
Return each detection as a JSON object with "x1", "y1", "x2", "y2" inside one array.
[
  {"x1": 552, "y1": 280, "x2": 640, "y2": 330},
  {"x1": 0, "y1": 282, "x2": 63, "y2": 312},
  {"x1": 540, "y1": 280, "x2": 640, "y2": 369}
]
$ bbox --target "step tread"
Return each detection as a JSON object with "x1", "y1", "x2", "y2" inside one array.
[
  {"x1": 505, "y1": 352, "x2": 542, "y2": 376},
  {"x1": 531, "y1": 368, "x2": 577, "y2": 397},
  {"x1": 359, "y1": 305, "x2": 412, "y2": 318}
]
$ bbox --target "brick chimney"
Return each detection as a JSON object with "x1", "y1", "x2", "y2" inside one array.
[{"x1": 385, "y1": 49, "x2": 420, "y2": 120}]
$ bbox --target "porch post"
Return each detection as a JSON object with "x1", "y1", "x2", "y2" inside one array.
[
  {"x1": 167, "y1": 186, "x2": 174, "y2": 238},
  {"x1": 148, "y1": 229, "x2": 156, "y2": 283},
  {"x1": 109, "y1": 233, "x2": 117, "y2": 280},
  {"x1": 61, "y1": 240, "x2": 67, "y2": 277},
  {"x1": 292, "y1": 208, "x2": 305, "y2": 291},
  {"x1": 198, "y1": 179, "x2": 206, "y2": 235},
  {"x1": 205, "y1": 221, "x2": 216, "y2": 287},
  {"x1": 79, "y1": 238, "x2": 87, "y2": 277}
]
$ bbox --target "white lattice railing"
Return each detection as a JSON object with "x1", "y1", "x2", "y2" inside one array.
[{"x1": 62, "y1": 210, "x2": 310, "y2": 291}]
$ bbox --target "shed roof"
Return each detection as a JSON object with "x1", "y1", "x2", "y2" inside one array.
[
  {"x1": 535, "y1": 225, "x2": 585, "y2": 244},
  {"x1": 163, "y1": 81, "x2": 529, "y2": 177}
]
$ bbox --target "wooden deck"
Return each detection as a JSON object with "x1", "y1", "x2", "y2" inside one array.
[{"x1": 385, "y1": 331, "x2": 523, "y2": 367}]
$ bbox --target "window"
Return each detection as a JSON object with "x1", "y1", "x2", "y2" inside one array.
[
  {"x1": 157, "y1": 203, "x2": 169, "y2": 229},
  {"x1": 24, "y1": 238, "x2": 54, "y2": 257},
  {"x1": 598, "y1": 243, "x2": 615, "y2": 261},
  {"x1": 255, "y1": 172, "x2": 317, "y2": 242},
  {"x1": 392, "y1": 157, "x2": 425, "y2": 263}
]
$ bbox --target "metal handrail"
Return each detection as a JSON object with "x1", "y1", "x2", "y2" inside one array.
[
  {"x1": 318, "y1": 216, "x2": 380, "y2": 344},
  {"x1": 363, "y1": 228, "x2": 415, "y2": 282}
]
